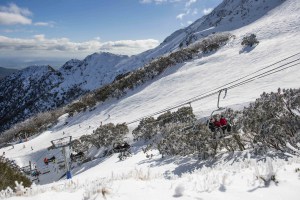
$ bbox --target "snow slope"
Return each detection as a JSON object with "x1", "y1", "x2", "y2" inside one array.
[{"x1": 1, "y1": 0, "x2": 300, "y2": 199}]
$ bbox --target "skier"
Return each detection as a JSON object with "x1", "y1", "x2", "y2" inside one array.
[
  {"x1": 208, "y1": 118, "x2": 216, "y2": 132},
  {"x1": 44, "y1": 157, "x2": 49, "y2": 165},
  {"x1": 220, "y1": 115, "x2": 227, "y2": 134},
  {"x1": 220, "y1": 115, "x2": 231, "y2": 133},
  {"x1": 213, "y1": 117, "x2": 221, "y2": 129}
]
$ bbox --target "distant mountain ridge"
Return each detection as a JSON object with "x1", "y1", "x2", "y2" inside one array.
[
  {"x1": 0, "y1": 0, "x2": 286, "y2": 133},
  {"x1": 0, "y1": 53, "x2": 128, "y2": 133}
]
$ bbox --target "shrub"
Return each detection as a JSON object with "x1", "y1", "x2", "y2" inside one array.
[
  {"x1": 0, "y1": 157, "x2": 31, "y2": 191},
  {"x1": 241, "y1": 34, "x2": 259, "y2": 47},
  {"x1": 73, "y1": 123, "x2": 129, "y2": 152},
  {"x1": 238, "y1": 88, "x2": 300, "y2": 153},
  {"x1": 0, "y1": 108, "x2": 65, "y2": 145}
]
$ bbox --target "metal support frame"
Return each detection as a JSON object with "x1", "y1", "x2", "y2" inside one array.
[
  {"x1": 210, "y1": 88, "x2": 228, "y2": 118},
  {"x1": 217, "y1": 88, "x2": 227, "y2": 109},
  {"x1": 51, "y1": 136, "x2": 72, "y2": 179}
]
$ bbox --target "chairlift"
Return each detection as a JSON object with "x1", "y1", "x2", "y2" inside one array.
[
  {"x1": 209, "y1": 88, "x2": 227, "y2": 118},
  {"x1": 208, "y1": 88, "x2": 233, "y2": 137}
]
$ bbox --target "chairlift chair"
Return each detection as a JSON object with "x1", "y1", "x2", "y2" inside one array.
[{"x1": 208, "y1": 88, "x2": 233, "y2": 137}]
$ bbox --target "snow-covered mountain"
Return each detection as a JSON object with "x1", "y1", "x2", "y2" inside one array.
[
  {"x1": 58, "y1": 52, "x2": 129, "y2": 91},
  {"x1": 0, "y1": 0, "x2": 290, "y2": 134},
  {"x1": 112, "y1": 0, "x2": 287, "y2": 73},
  {"x1": 0, "y1": 53, "x2": 128, "y2": 133},
  {"x1": 0, "y1": 0, "x2": 300, "y2": 199}
]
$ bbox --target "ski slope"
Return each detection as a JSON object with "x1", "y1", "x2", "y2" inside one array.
[{"x1": 1, "y1": 0, "x2": 300, "y2": 199}]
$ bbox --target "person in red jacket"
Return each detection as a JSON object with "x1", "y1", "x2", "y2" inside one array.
[
  {"x1": 213, "y1": 119, "x2": 221, "y2": 128},
  {"x1": 220, "y1": 115, "x2": 232, "y2": 134},
  {"x1": 220, "y1": 115, "x2": 227, "y2": 126},
  {"x1": 44, "y1": 157, "x2": 48, "y2": 165}
]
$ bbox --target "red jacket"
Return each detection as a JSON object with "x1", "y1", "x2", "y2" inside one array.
[
  {"x1": 220, "y1": 118, "x2": 227, "y2": 126},
  {"x1": 214, "y1": 121, "x2": 221, "y2": 127}
]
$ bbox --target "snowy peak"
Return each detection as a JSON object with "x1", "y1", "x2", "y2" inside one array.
[
  {"x1": 115, "y1": 0, "x2": 286, "y2": 74},
  {"x1": 59, "y1": 52, "x2": 129, "y2": 91},
  {"x1": 199, "y1": 0, "x2": 284, "y2": 28},
  {"x1": 61, "y1": 59, "x2": 81, "y2": 71},
  {"x1": 160, "y1": 0, "x2": 285, "y2": 49}
]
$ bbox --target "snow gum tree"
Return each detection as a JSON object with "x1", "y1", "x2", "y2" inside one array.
[{"x1": 239, "y1": 88, "x2": 300, "y2": 153}]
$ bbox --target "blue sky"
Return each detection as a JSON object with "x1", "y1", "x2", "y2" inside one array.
[{"x1": 0, "y1": 0, "x2": 222, "y2": 69}]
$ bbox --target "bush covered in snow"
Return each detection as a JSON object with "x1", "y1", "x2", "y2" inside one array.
[
  {"x1": 133, "y1": 106, "x2": 248, "y2": 158},
  {"x1": 190, "y1": 33, "x2": 233, "y2": 53},
  {"x1": 239, "y1": 88, "x2": 300, "y2": 154},
  {"x1": 72, "y1": 123, "x2": 129, "y2": 153},
  {"x1": 0, "y1": 108, "x2": 65, "y2": 145},
  {"x1": 133, "y1": 88, "x2": 300, "y2": 158},
  {"x1": 241, "y1": 33, "x2": 259, "y2": 47}
]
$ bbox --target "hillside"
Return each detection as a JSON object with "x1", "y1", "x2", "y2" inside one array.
[
  {"x1": 0, "y1": 0, "x2": 300, "y2": 199},
  {"x1": 0, "y1": 53, "x2": 129, "y2": 133}
]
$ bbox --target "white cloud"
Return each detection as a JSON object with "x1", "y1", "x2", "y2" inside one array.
[
  {"x1": 176, "y1": 9, "x2": 190, "y2": 20},
  {"x1": 203, "y1": 8, "x2": 213, "y2": 15},
  {"x1": 185, "y1": 0, "x2": 197, "y2": 8},
  {"x1": 192, "y1": 8, "x2": 198, "y2": 15},
  {"x1": 176, "y1": 13, "x2": 186, "y2": 20},
  {"x1": 99, "y1": 39, "x2": 159, "y2": 53},
  {"x1": 187, "y1": 21, "x2": 193, "y2": 25},
  {"x1": 0, "y1": 35, "x2": 160, "y2": 58},
  {"x1": 0, "y1": 3, "x2": 32, "y2": 25},
  {"x1": 0, "y1": 4, "x2": 55, "y2": 27},
  {"x1": 0, "y1": 3, "x2": 31, "y2": 16},
  {"x1": 140, "y1": 0, "x2": 167, "y2": 4},
  {"x1": 140, "y1": 0, "x2": 182, "y2": 4},
  {"x1": 140, "y1": 0, "x2": 152, "y2": 3},
  {"x1": 33, "y1": 34, "x2": 45, "y2": 41},
  {"x1": 34, "y1": 21, "x2": 55, "y2": 27}
]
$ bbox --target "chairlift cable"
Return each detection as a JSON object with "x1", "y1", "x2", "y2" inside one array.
[
  {"x1": 126, "y1": 53, "x2": 300, "y2": 125},
  {"x1": 184, "y1": 53, "x2": 300, "y2": 103}
]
